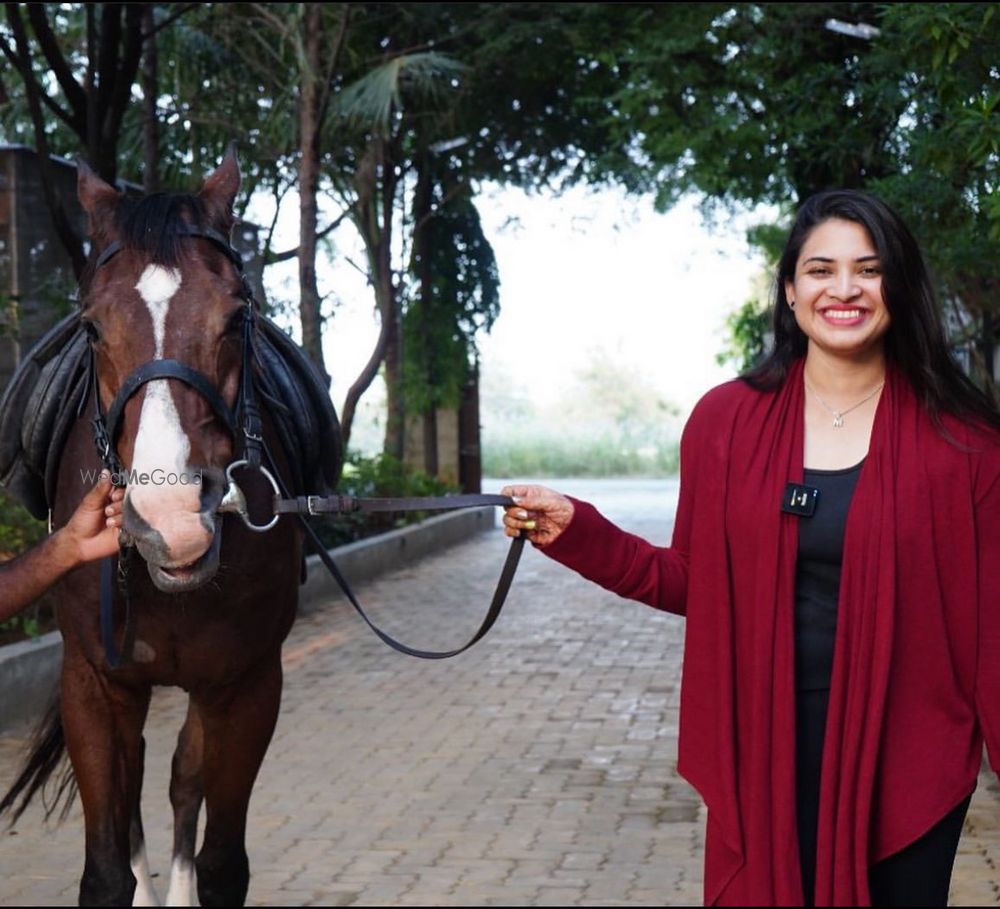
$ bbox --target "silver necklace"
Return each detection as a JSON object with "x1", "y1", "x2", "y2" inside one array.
[{"x1": 804, "y1": 378, "x2": 884, "y2": 428}]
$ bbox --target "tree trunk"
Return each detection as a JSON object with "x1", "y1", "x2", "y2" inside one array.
[
  {"x1": 422, "y1": 410, "x2": 438, "y2": 477},
  {"x1": 458, "y1": 362, "x2": 481, "y2": 494},
  {"x1": 340, "y1": 139, "x2": 396, "y2": 453},
  {"x1": 84, "y1": 4, "x2": 99, "y2": 174},
  {"x1": 382, "y1": 283, "x2": 404, "y2": 460},
  {"x1": 411, "y1": 143, "x2": 437, "y2": 475},
  {"x1": 140, "y1": 5, "x2": 159, "y2": 193},
  {"x1": 380, "y1": 139, "x2": 405, "y2": 461},
  {"x1": 5, "y1": 3, "x2": 85, "y2": 277},
  {"x1": 297, "y1": 3, "x2": 329, "y2": 386}
]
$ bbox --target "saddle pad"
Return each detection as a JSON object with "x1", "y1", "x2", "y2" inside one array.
[
  {"x1": 254, "y1": 316, "x2": 342, "y2": 495},
  {"x1": 0, "y1": 313, "x2": 89, "y2": 519},
  {"x1": 0, "y1": 312, "x2": 342, "y2": 520}
]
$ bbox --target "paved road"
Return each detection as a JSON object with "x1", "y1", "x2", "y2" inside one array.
[{"x1": 0, "y1": 479, "x2": 997, "y2": 906}]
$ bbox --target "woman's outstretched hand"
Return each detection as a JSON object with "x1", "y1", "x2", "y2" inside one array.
[{"x1": 499, "y1": 484, "x2": 575, "y2": 547}]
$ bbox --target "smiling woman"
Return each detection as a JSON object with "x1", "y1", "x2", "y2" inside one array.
[
  {"x1": 788, "y1": 220, "x2": 890, "y2": 347},
  {"x1": 500, "y1": 189, "x2": 1000, "y2": 907},
  {"x1": 784, "y1": 217, "x2": 892, "y2": 469}
]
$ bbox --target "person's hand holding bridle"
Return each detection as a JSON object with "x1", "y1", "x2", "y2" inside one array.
[
  {"x1": 62, "y1": 471, "x2": 126, "y2": 565},
  {"x1": 500, "y1": 484, "x2": 575, "y2": 547}
]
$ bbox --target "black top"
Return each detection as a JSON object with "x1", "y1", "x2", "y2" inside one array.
[{"x1": 794, "y1": 460, "x2": 864, "y2": 692}]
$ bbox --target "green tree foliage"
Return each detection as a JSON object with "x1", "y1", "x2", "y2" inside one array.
[
  {"x1": 867, "y1": 3, "x2": 999, "y2": 381},
  {"x1": 403, "y1": 164, "x2": 500, "y2": 416},
  {"x1": 583, "y1": 2, "x2": 998, "y2": 376},
  {"x1": 717, "y1": 298, "x2": 771, "y2": 374},
  {"x1": 1, "y1": 2, "x2": 996, "y2": 449}
]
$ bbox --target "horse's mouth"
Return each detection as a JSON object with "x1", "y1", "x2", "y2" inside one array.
[{"x1": 146, "y1": 524, "x2": 222, "y2": 593}]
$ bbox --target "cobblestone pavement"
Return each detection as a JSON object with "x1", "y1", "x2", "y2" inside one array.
[{"x1": 0, "y1": 479, "x2": 998, "y2": 906}]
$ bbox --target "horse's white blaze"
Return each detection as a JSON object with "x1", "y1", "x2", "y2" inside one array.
[
  {"x1": 165, "y1": 857, "x2": 198, "y2": 907},
  {"x1": 129, "y1": 265, "x2": 206, "y2": 559},
  {"x1": 135, "y1": 265, "x2": 181, "y2": 357},
  {"x1": 130, "y1": 379, "x2": 190, "y2": 485},
  {"x1": 131, "y1": 264, "x2": 189, "y2": 489},
  {"x1": 131, "y1": 840, "x2": 161, "y2": 906}
]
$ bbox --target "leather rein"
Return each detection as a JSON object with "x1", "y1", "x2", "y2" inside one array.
[{"x1": 88, "y1": 227, "x2": 524, "y2": 667}]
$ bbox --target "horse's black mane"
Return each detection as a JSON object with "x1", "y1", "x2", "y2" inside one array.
[
  {"x1": 114, "y1": 192, "x2": 209, "y2": 267},
  {"x1": 79, "y1": 192, "x2": 213, "y2": 295}
]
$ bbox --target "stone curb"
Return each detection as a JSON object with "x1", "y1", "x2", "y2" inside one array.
[{"x1": 0, "y1": 506, "x2": 497, "y2": 733}]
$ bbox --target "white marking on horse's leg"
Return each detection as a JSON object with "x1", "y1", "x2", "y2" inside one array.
[
  {"x1": 165, "y1": 856, "x2": 198, "y2": 907},
  {"x1": 131, "y1": 839, "x2": 161, "y2": 907}
]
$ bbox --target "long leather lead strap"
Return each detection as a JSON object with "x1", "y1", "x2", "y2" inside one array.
[
  {"x1": 99, "y1": 548, "x2": 137, "y2": 669},
  {"x1": 299, "y1": 515, "x2": 526, "y2": 659},
  {"x1": 99, "y1": 554, "x2": 119, "y2": 665},
  {"x1": 258, "y1": 435, "x2": 526, "y2": 659},
  {"x1": 274, "y1": 493, "x2": 517, "y2": 515}
]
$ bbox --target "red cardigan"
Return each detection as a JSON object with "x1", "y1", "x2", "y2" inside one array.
[{"x1": 539, "y1": 359, "x2": 1000, "y2": 906}]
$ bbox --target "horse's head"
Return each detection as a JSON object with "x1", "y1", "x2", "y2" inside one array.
[{"x1": 78, "y1": 151, "x2": 247, "y2": 592}]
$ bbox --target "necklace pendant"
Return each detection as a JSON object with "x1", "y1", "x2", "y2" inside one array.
[{"x1": 833, "y1": 413, "x2": 845, "y2": 428}]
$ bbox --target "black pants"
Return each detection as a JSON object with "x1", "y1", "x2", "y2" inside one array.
[{"x1": 796, "y1": 689, "x2": 971, "y2": 907}]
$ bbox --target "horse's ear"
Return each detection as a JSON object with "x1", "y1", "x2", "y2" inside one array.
[
  {"x1": 77, "y1": 159, "x2": 120, "y2": 242},
  {"x1": 199, "y1": 144, "x2": 241, "y2": 232}
]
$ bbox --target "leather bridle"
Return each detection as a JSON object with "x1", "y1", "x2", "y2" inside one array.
[{"x1": 88, "y1": 225, "x2": 258, "y2": 481}]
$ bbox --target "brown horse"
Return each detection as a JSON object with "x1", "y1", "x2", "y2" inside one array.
[{"x1": 2, "y1": 150, "x2": 338, "y2": 906}]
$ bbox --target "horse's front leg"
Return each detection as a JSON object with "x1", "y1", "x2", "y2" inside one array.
[
  {"x1": 60, "y1": 655, "x2": 152, "y2": 907},
  {"x1": 130, "y1": 736, "x2": 162, "y2": 906},
  {"x1": 166, "y1": 699, "x2": 204, "y2": 906},
  {"x1": 193, "y1": 652, "x2": 283, "y2": 907}
]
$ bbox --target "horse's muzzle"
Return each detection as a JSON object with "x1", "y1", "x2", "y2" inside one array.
[
  {"x1": 146, "y1": 520, "x2": 223, "y2": 593},
  {"x1": 123, "y1": 466, "x2": 228, "y2": 593}
]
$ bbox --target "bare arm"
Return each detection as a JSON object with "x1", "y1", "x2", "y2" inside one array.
[{"x1": 0, "y1": 473, "x2": 124, "y2": 622}]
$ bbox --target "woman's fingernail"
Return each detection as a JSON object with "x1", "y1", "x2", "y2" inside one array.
[{"x1": 512, "y1": 496, "x2": 523, "y2": 505}]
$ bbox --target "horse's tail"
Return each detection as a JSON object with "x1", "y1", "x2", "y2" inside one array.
[{"x1": 0, "y1": 691, "x2": 77, "y2": 825}]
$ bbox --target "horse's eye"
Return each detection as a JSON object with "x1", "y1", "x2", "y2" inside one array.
[
  {"x1": 225, "y1": 308, "x2": 247, "y2": 336},
  {"x1": 82, "y1": 319, "x2": 101, "y2": 344}
]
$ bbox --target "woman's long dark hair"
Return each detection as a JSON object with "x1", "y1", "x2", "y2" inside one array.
[{"x1": 744, "y1": 189, "x2": 1000, "y2": 432}]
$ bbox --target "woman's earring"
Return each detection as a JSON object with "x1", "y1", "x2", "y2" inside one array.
[{"x1": 789, "y1": 300, "x2": 796, "y2": 310}]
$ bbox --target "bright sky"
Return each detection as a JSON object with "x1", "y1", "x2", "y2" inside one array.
[
  {"x1": 474, "y1": 185, "x2": 770, "y2": 414},
  {"x1": 258, "y1": 184, "x2": 774, "y2": 448}
]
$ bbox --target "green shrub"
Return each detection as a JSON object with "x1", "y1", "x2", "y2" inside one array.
[
  {"x1": 483, "y1": 434, "x2": 679, "y2": 478},
  {"x1": 0, "y1": 489, "x2": 47, "y2": 556}
]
